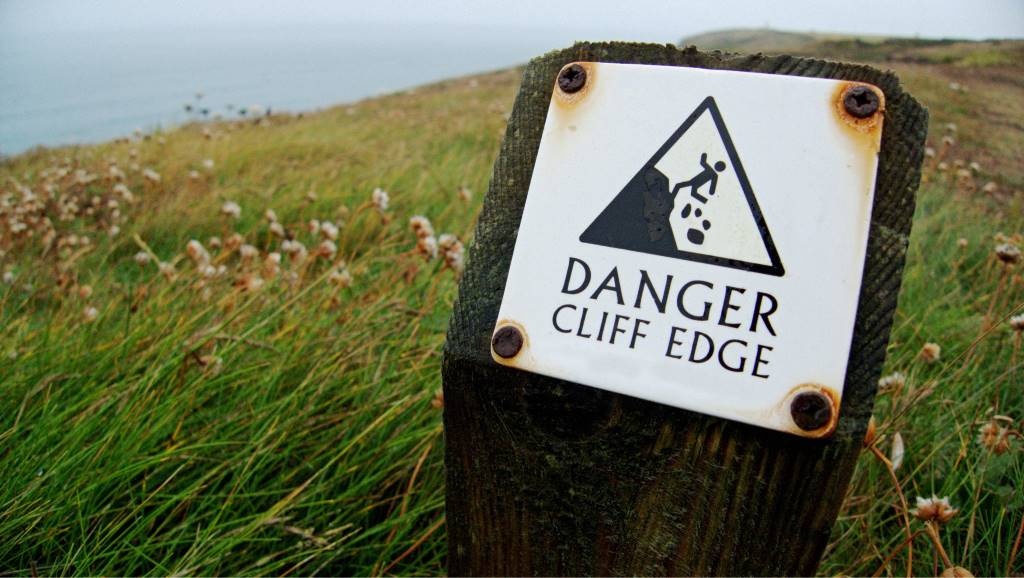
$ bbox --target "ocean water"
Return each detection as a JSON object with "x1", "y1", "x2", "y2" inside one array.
[{"x1": 0, "y1": 22, "x2": 575, "y2": 155}]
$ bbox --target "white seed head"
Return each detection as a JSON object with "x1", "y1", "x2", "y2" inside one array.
[
  {"x1": 220, "y1": 200, "x2": 241, "y2": 220},
  {"x1": 912, "y1": 495, "x2": 958, "y2": 524},
  {"x1": 371, "y1": 187, "x2": 389, "y2": 212},
  {"x1": 134, "y1": 251, "x2": 151, "y2": 266},
  {"x1": 320, "y1": 221, "x2": 339, "y2": 240}
]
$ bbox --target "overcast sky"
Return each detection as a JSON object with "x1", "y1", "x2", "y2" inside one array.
[{"x1": 3, "y1": 0, "x2": 1022, "y2": 40}]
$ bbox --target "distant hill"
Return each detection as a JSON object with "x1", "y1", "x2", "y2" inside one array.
[{"x1": 680, "y1": 28, "x2": 1021, "y2": 67}]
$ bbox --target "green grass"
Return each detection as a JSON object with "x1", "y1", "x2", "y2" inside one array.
[{"x1": 1, "y1": 40, "x2": 1023, "y2": 575}]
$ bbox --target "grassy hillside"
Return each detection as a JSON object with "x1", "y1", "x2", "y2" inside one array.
[{"x1": 1, "y1": 37, "x2": 1023, "y2": 575}]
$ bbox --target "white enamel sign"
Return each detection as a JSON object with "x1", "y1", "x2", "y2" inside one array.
[{"x1": 493, "y1": 62, "x2": 884, "y2": 437}]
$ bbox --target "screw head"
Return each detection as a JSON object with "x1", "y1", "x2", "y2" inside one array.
[
  {"x1": 790, "y1": 391, "x2": 833, "y2": 431},
  {"x1": 492, "y1": 325, "x2": 524, "y2": 359},
  {"x1": 557, "y1": 63, "x2": 587, "y2": 94},
  {"x1": 842, "y1": 85, "x2": 880, "y2": 119}
]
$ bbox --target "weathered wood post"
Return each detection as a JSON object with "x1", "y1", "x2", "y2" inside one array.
[{"x1": 442, "y1": 42, "x2": 926, "y2": 576}]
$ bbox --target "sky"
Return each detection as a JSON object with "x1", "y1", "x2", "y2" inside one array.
[{"x1": 3, "y1": 0, "x2": 1023, "y2": 41}]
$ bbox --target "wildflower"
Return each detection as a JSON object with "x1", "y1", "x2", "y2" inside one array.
[
  {"x1": 202, "y1": 158, "x2": 214, "y2": 170},
  {"x1": 458, "y1": 186, "x2": 473, "y2": 202},
  {"x1": 83, "y1": 306, "x2": 99, "y2": 323},
  {"x1": 371, "y1": 187, "x2": 389, "y2": 213},
  {"x1": 262, "y1": 252, "x2": 281, "y2": 279},
  {"x1": 417, "y1": 235, "x2": 438, "y2": 260},
  {"x1": 968, "y1": 161, "x2": 980, "y2": 173},
  {"x1": 208, "y1": 236, "x2": 222, "y2": 249},
  {"x1": 919, "y1": 342, "x2": 941, "y2": 363},
  {"x1": 158, "y1": 261, "x2": 176, "y2": 280},
  {"x1": 321, "y1": 221, "x2": 339, "y2": 240},
  {"x1": 317, "y1": 240, "x2": 337, "y2": 259},
  {"x1": 924, "y1": 147, "x2": 935, "y2": 158},
  {"x1": 77, "y1": 285, "x2": 93, "y2": 299},
  {"x1": 977, "y1": 420, "x2": 1012, "y2": 454},
  {"x1": 409, "y1": 215, "x2": 434, "y2": 239},
  {"x1": 200, "y1": 264, "x2": 219, "y2": 279},
  {"x1": 264, "y1": 208, "x2": 278, "y2": 223},
  {"x1": 328, "y1": 266, "x2": 352, "y2": 288},
  {"x1": 142, "y1": 168, "x2": 161, "y2": 184},
  {"x1": 220, "y1": 200, "x2": 241, "y2": 220},
  {"x1": 911, "y1": 495, "x2": 958, "y2": 524},
  {"x1": 937, "y1": 161, "x2": 949, "y2": 171},
  {"x1": 995, "y1": 243, "x2": 1021, "y2": 265},
  {"x1": 981, "y1": 181, "x2": 997, "y2": 194},
  {"x1": 239, "y1": 244, "x2": 259, "y2": 260},
  {"x1": 236, "y1": 273, "x2": 264, "y2": 292},
  {"x1": 957, "y1": 238, "x2": 968, "y2": 249},
  {"x1": 308, "y1": 219, "x2": 321, "y2": 236},
  {"x1": 941, "y1": 135, "x2": 955, "y2": 147},
  {"x1": 113, "y1": 183, "x2": 134, "y2": 202},
  {"x1": 878, "y1": 371, "x2": 905, "y2": 394},
  {"x1": 108, "y1": 165, "x2": 125, "y2": 181},
  {"x1": 1010, "y1": 314, "x2": 1024, "y2": 332},
  {"x1": 2, "y1": 270, "x2": 15, "y2": 284},
  {"x1": 944, "y1": 122, "x2": 957, "y2": 133},
  {"x1": 108, "y1": 225, "x2": 120, "y2": 238},
  {"x1": 225, "y1": 233, "x2": 244, "y2": 251},
  {"x1": 269, "y1": 221, "x2": 286, "y2": 238},
  {"x1": 186, "y1": 239, "x2": 210, "y2": 265},
  {"x1": 134, "y1": 251, "x2": 151, "y2": 266},
  {"x1": 438, "y1": 233, "x2": 465, "y2": 275},
  {"x1": 955, "y1": 168, "x2": 971, "y2": 181}
]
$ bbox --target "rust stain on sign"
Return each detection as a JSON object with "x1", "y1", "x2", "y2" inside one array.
[
  {"x1": 553, "y1": 62, "x2": 596, "y2": 109},
  {"x1": 833, "y1": 81, "x2": 885, "y2": 145}
]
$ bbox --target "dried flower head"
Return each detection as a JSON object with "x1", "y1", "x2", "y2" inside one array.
[
  {"x1": 83, "y1": 306, "x2": 99, "y2": 323},
  {"x1": 186, "y1": 239, "x2": 210, "y2": 265},
  {"x1": 328, "y1": 266, "x2": 353, "y2": 288},
  {"x1": 941, "y1": 135, "x2": 955, "y2": 147},
  {"x1": 239, "y1": 244, "x2": 259, "y2": 260},
  {"x1": 202, "y1": 158, "x2": 215, "y2": 170},
  {"x1": 158, "y1": 261, "x2": 176, "y2": 280},
  {"x1": 995, "y1": 242, "x2": 1021, "y2": 265},
  {"x1": 1009, "y1": 314, "x2": 1024, "y2": 332},
  {"x1": 320, "y1": 221, "x2": 339, "y2": 241},
  {"x1": 924, "y1": 146, "x2": 936, "y2": 158},
  {"x1": 208, "y1": 236, "x2": 222, "y2": 249},
  {"x1": 878, "y1": 371, "x2": 906, "y2": 395},
  {"x1": 3, "y1": 270, "x2": 16, "y2": 284},
  {"x1": 977, "y1": 420, "x2": 1013, "y2": 454},
  {"x1": 957, "y1": 237, "x2": 968, "y2": 249},
  {"x1": 308, "y1": 219, "x2": 321, "y2": 236},
  {"x1": 134, "y1": 251, "x2": 151, "y2": 266},
  {"x1": 77, "y1": 284, "x2": 93, "y2": 299},
  {"x1": 142, "y1": 168, "x2": 161, "y2": 184},
  {"x1": 939, "y1": 566, "x2": 974, "y2": 578},
  {"x1": 318, "y1": 240, "x2": 337, "y2": 259},
  {"x1": 236, "y1": 273, "x2": 264, "y2": 292},
  {"x1": 409, "y1": 215, "x2": 434, "y2": 239},
  {"x1": 438, "y1": 233, "x2": 465, "y2": 275},
  {"x1": 937, "y1": 161, "x2": 949, "y2": 171},
  {"x1": 458, "y1": 186, "x2": 473, "y2": 202},
  {"x1": 981, "y1": 181, "x2": 998, "y2": 194},
  {"x1": 919, "y1": 342, "x2": 941, "y2": 363},
  {"x1": 269, "y1": 221, "x2": 286, "y2": 238},
  {"x1": 911, "y1": 495, "x2": 958, "y2": 524},
  {"x1": 371, "y1": 187, "x2": 389, "y2": 213},
  {"x1": 225, "y1": 233, "x2": 244, "y2": 251},
  {"x1": 220, "y1": 201, "x2": 241, "y2": 220},
  {"x1": 890, "y1": 432, "x2": 905, "y2": 471},
  {"x1": 417, "y1": 235, "x2": 438, "y2": 260},
  {"x1": 265, "y1": 208, "x2": 278, "y2": 223}
]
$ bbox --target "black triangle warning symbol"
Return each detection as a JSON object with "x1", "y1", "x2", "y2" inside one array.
[{"x1": 580, "y1": 96, "x2": 784, "y2": 277}]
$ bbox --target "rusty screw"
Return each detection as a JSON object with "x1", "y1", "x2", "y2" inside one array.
[
  {"x1": 842, "y1": 85, "x2": 880, "y2": 119},
  {"x1": 492, "y1": 325, "x2": 524, "y2": 359},
  {"x1": 557, "y1": 63, "x2": 587, "y2": 94},
  {"x1": 790, "y1": 391, "x2": 833, "y2": 431}
]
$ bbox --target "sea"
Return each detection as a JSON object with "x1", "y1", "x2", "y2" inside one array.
[{"x1": 0, "y1": 21, "x2": 609, "y2": 156}]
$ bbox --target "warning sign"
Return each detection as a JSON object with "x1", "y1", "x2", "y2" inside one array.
[
  {"x1": 492, "y1": 62, "x2": 884, "y2": 437},
  {"x1": 580, "y1": 96, "x2": 784, "y2": 276}
]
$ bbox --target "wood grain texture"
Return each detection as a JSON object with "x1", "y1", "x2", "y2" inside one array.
[{"x1": 442, "y1": 42, "x2": 927, "y2": 577}]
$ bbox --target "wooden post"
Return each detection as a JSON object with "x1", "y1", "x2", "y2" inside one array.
[{"x1": 442, "y1": 42, "x2": 927, "y2": 576}]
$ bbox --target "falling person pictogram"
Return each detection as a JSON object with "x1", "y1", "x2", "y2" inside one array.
[{"x1": 673, "y1": 153, "x2": 726, "y2": 245}]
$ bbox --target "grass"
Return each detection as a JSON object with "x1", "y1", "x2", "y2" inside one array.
[{"x1": 1, "y1": 38, "x2": 1022, "y2": 576}]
